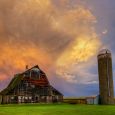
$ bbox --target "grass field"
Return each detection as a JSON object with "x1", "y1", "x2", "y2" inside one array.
[{"x1": 0, "y1": 103, "x2": 115, "y2": 115}]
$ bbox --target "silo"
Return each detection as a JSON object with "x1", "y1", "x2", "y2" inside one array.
[{"x1": 97, "y1": 49, "x2": 114, "y2": 104}]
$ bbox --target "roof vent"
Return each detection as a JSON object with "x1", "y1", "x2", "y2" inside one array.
[{"x1": 26, "y1": 65, "x2": 29, "y2": 70}]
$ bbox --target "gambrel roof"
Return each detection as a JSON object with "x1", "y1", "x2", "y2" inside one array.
[
  {"x1": 0, "y1": 74, "x2": 23, "y2": 95},
  {"x1": 0, "y1": 65, "x2": 63, "y2": 96}
]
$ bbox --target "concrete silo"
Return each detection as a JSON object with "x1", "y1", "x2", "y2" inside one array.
[{"x1": 97, "y1": 49, "x2": 114, "y2": 104}]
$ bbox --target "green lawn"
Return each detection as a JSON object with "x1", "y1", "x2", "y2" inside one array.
[{"x1": 0, "y1": 104, "x2": 115, "y2": 115}]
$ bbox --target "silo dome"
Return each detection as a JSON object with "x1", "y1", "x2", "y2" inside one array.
[{"x1": 98, "y1": 49, "x2": 111, "y2": 56}]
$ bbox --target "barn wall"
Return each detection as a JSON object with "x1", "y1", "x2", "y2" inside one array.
[
  {"x1": 2, "y1": 95, "x2": 9, "y2": 104},
  {"x1": 1, "y1": 95, "x2": 63, "y2": 104},
  {"x1": 0, "y1": 95, "x2": 2, "y2": 104}
]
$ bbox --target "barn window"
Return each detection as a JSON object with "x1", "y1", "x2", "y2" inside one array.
[
  {"x1": 11, "y1": 96, "x2": 14, "y2": 99},
  {"x1": 25, "y1": 96, "x2": 28, "y2": 100},
  {"x1": 26, "y1": 83, "x2": 29, "y2": 87},
  {"x1": 31, "y1": 68, "x2": 40, "y2": 79},
  {"x1": 24, "y1": 72, "x2": 30, "y2": 78},
  {"x1": 18, "y1": 96, "x2": 22, "y2": 100},
  {"x1": 29, "y1": 96, "x2": 32, "y2": 100},
  {"x1": 31, "y1": 84, "x2": 35, "y2": 88}
]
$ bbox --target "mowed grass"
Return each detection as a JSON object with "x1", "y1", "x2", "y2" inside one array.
[{"x1": 0, "y1": 103, "x2": 115, "y2": 115}]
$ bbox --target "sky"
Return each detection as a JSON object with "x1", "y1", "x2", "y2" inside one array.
[{"x1": 0, "y1": 0, "x2": 115, "y2": 97}]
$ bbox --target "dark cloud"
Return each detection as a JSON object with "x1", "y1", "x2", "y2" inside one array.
[
  {"x1": 0, "y1": 0, "x2": 106, "y2": 96},
  {"x1": 0, "y1": 0, "x2": 72, "y2": 57}
]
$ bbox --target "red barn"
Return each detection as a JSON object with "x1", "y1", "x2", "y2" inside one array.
[{"x1": 0, "y1": 65, "x2": 63, "y2": 104}]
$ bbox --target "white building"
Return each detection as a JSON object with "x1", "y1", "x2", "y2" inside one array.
[{"x1": 86, "y1": 95, "x2": 99, "y2": 105}]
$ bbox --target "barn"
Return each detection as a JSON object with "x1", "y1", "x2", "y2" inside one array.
[{"x1": 0, "y1": 65, "x2": 63, "y2": 104}]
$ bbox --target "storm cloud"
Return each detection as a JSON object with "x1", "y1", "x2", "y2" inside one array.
[{"x1": 0, "y1": 0, "x2": 107, "y2": 96}]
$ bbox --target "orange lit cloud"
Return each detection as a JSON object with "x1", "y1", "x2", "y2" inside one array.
[
  {"x1": 0, "y1": 42, "x2": 52, "y2": 80},
  {"x1": 56, "y1": 35, "x2": 100, "y2": 67},
  {"x1": 0, "y1": 0, "x2": 101, "y2": 85}
]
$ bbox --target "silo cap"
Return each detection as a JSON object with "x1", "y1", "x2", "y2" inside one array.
[{"x1": 98, "y1": 49, "x2": 111, "y2": 55}]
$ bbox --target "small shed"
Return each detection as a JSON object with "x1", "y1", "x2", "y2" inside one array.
[
  {"x1": 86, "y1": 95, "x2": 99, "y2": 105},
  {"x1": 63, "y1": 97, "x2": 87, "y2": 104}
]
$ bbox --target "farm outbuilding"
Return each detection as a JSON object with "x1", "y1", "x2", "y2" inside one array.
[
  {"x1": 64, "y1": 96, "x2": 99, "y2": 105},
  {"x1": 0, "y1": 65, "x2": 63, "y2": 104},
  {"x1": 63, "y1": 97, "x2": 87, "y2": 104},
  {"x1": 86, "y1": 95, "x2": 99, "y2": 105},
  {"x1": 97, "y1": 49, "x2": 114, "y2": 105}
]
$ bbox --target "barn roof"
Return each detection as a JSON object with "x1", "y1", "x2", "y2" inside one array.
[
  {"x1": 51, "y1": 86, "x2": 63, "y2": 96},
  {"x1": 0, "y1": 65, "x2": 63, "y2": 96},
  {"x1": 0, "y1": 74, "x2": 23, "y2": 95},
  {"x1": 0, "y1": 65, "x2": 44, "y2": 95}
]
